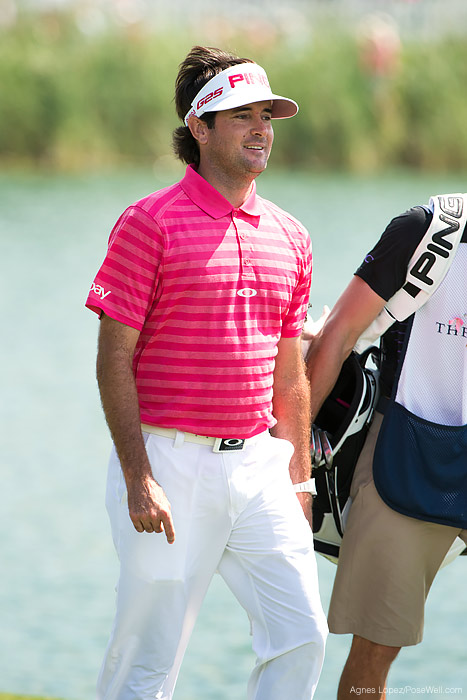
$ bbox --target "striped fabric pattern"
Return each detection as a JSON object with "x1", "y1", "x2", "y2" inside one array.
[{"x1": 86, "y1": 165, "x2": 312, "y2": 438}]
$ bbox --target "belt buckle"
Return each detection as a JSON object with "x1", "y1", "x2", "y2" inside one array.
[{"x1": 213, "y1": 437, "x2": 246, "y2": 453}]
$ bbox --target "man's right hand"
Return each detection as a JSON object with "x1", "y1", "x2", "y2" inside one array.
[{"x1": 127, "y1": 476, "x2": 175, "y2": 544}]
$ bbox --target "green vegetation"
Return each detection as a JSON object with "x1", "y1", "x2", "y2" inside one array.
[
  {"x1": 1, "y1": 8, "x2": 467, "y2": 172},
  {"x1": 0, "y1": 695, "x2": 63, "y2": 700}
]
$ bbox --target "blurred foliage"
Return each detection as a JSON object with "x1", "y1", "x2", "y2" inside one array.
[
  {"x1": 0, "y1": 695, "x2": 62, "y2": 700},
  {"x1": 1, "y1": 7, "x2": 467, "y2": 172}
]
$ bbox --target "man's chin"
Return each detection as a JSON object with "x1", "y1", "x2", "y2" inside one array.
[{"x1": 248, "y1": 159, "x2": 269, "y2": 176}]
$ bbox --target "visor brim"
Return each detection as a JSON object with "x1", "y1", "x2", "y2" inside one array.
[{"x1": 203, "y1": 92, "x2": 299, "y2": 119}]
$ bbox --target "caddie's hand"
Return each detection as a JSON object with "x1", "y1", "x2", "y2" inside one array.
[
  {"x1": 301, "y1": 305, "x2": 330, "y2": 341},
  {"x1": 296, "y1": 491, "x2": 313, "y2": 530},
  {"x1": 127, "y1": 477, "x2": 175, "y2": 544}
]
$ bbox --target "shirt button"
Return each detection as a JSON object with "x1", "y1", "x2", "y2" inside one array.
[{"x1": 244, "y1": 259, "x2": 251, "y2": 265}]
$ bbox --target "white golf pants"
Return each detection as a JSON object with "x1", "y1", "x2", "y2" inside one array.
[{"x1": 97, "y1": 429, "x2": 327, "y2": 699}]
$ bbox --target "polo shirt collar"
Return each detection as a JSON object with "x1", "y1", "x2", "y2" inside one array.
[{"x1": 180, "y1": 165, "x2": 265, "y2": 219}]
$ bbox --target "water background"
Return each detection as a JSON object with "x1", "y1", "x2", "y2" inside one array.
[{"x1": 1, "y1": 165, "x2": 466, "y2": 699}]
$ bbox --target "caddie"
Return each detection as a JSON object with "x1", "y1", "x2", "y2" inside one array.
[{"x1": 306, "y1": 193, "x2": 467, "y2": 699}]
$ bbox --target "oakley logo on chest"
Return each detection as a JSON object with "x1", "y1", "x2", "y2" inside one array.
[{"x1": 237, "y1": 288, "x2": 257, "y2": 297}]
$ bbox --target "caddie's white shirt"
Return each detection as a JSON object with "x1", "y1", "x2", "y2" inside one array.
[{"x1": 396, "y1": 242, "x2": 467, "y2": 426}]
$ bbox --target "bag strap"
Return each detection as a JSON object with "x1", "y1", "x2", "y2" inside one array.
[{"x1": 355, "y1": 193, "x2": 467, "y2": 353}]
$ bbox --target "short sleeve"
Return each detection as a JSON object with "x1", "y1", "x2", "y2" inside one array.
[
  {"x1": 85, "y1": 205, "x2": 164, "y2": 330},
  {"x1": 281, "y1": 232, "x2": 313, "y2": 338},
  {"x1": 355, "y1": 206, "x2": 432, "y2": 301}
]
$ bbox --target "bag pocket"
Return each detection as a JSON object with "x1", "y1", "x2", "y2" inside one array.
[{"x1": 373, "y1": 401, "x2": 467, "y2": 528}]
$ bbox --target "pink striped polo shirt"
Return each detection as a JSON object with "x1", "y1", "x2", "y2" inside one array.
[{"x1": 86, "y1": 165, "x2": 312, "y2": 438}]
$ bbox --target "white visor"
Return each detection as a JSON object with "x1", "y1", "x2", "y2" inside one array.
[{"x1": 184, "y1": 63, "x2": 298, "y2": 126}]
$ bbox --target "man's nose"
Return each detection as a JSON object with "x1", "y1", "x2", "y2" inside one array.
[{"x1": 250, "y1": 116, "x2": 267, "y2": 135}]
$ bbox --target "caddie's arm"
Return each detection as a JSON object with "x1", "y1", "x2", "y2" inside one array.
[
  {"x1": 271, "y1": 335, "x2": 313, "y2": 527},
  {"x1": 96, "y1": 313, "x2": 175, "y2": 543},
  {"x1": 306, "y1": 275, "x2": 387, "y2": 424}
]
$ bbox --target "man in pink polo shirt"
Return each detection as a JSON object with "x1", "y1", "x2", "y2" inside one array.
[{"x1": 86, "y1": 45, "x2": 327, "y2": 700}]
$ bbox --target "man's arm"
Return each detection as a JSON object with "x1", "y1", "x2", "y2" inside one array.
[
  {"x1": 96, "y1": 313, "x2": 175, "y2": 543},
  {"x1": 271, "y1": 335, "x2": 313, "y2": 526},
  {"x1": 306, "y1": 275, "x2": 387, "y2": 424}
]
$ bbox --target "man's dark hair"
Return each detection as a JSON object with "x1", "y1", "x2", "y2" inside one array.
[{"x1": 172, "y1": 46, "x2": 254, "y2": 167}]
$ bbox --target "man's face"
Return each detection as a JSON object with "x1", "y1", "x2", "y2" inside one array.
[{"x1": 201, "y1": 100, "x2": 274, "y2": 180}]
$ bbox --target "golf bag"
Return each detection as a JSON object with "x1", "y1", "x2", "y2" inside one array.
[{"x1": 311, "y1": 346, "x2": 381, "y2": 563}]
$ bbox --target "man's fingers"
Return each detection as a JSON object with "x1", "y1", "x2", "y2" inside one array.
[
  {"x1": 128, "y1": 482, "x2": 175, "y2": 542},
  {"x1": 161, "y1": 514, "x2": 175, "y2": 544},
  {"x1": 134, "y1": 520, "x2": 144, "y2": 533},
  {"x1": 130, "y1": 512, "x2": 175, "y2": 543}
]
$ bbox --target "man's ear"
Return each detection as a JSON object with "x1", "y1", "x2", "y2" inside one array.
[{"x1": 187, "y1": 116, "x2": 210, "y2": 145}]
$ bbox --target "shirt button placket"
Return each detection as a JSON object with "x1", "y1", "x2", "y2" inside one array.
[{"x1": 233, "y1": 211, "x2": 254, "y2": 280}]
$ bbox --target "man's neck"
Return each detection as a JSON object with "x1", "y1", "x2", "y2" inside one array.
[{"x1": 197, "y1": 162, "x2": 257, "y2": 208}]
